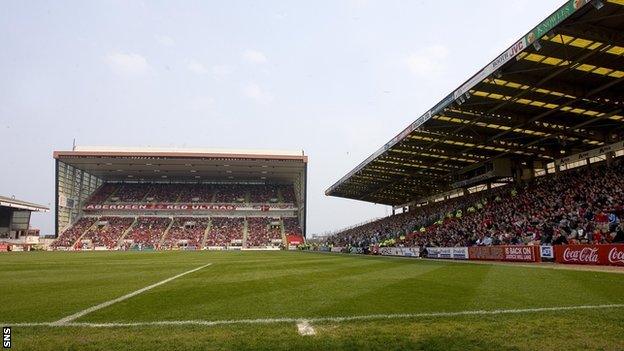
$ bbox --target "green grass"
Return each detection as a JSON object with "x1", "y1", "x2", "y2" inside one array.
[{"x1": 1, "y1": 250, "x2": 624, "y2": 350}]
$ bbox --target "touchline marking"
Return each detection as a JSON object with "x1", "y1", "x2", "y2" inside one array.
[
  {"x1": 51, "y1": 263, "x2": 212, "y2": 326},
  {"x1": 7, "y1": 303, "x2": 624, "y2": 328},
  {"x1": 296, "y1": 320, "x2": 316, "y2": 336}
]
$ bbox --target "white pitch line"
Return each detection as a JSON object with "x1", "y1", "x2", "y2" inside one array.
[
  {"x1": 51, "y1": 263, "x2": 212, "y2": 326},
  {"x1": 296, "y1": 320, "x2": 316, "y2": 336},
  {"x1": 6, "y1": 303, "x2": 623, "y2": 328}
]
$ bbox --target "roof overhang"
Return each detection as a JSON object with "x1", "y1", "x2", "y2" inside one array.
[
  {"x1": 326, "y1": 0, "x2": 624, "y2": 205},
  {"x1": 54, "y1": 147, "x2": 307, "y2": 182},
  {"x1": 0, "y1": 196, "x2": 49, "y2": 212}
]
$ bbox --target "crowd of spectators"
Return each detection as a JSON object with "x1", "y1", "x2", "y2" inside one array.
[
  {"x1": 86, "y1": 183, "x2": 297, "y2": 205},
  {"x1": 177, "y1": 185, "x2": 213, "y2": 202},
  {"x1": 249, "y1": 185, "x2": 279, "y2": 203},
  {"x1": 82, "y1": 217, "x2": 135, "y2": 249},
  {"x1": 327, "y1": 158, "x2": 624, "y2": 248},
  {"x1": 87, "y1": 184, "x2": 117, "y2": 204},
  {"x1": 246, "y1": 217, "x2": 282, "y2": 247},
  {"x1": 283, "y1": 217, "x2": 302, "y2": 236},
  {"x1": 280, "y1": 185, "x2": 297, "y2": 204},
  {"x1": 52, "y1": 217, "x2": 97, "y2": 248},
  {"x1": 206, "y1": 217, "x2": 244, "y2": 246},
  {"x1": 55, "y1": 214, "x2": 304, "y2": 249},
  {"x1": 124, "y1": 217, "x2": 171, "y2": 248},
  {"x1": 213, "y1": 185, "x2": 248, "y2": 203},
  {"x1": 163, "y1": 217, "x2": 209, "y2": 249}
]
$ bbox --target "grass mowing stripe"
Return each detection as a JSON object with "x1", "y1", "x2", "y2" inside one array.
[
  {"x1": 51, "y1": 263, "x2": 212, "y2": 325},
  {"x1": 7, "y1": 303, "x2": 623, "y2": 328}
]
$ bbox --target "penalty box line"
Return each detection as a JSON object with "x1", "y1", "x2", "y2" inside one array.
[
  {"x1": 7, "y1": 303, "x2": 624, "y2": 328},
  {"x1": 51, "y1": 263, "x2": 213, "y2": 326}
]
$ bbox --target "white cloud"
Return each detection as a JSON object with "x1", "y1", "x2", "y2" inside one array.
[
  {"x1": 211, "y1": 65, "x2": 233, "y2": 77},
  {"x1": 187, "y1": 96, "x2": 215, "y2": 112},
  {"x1": 156, "y1": 35, "x2": 175, "y2": 47},
  {"x1": 243, "y1": 82, "x2": 273, "y2": 105},
  {"x1": 106, "y1": 52, "x2": 150, "y2": 75},
  {"x1": 242, "y1": 49, "x2": 268, "y2": 64},
  {"x1": 273, "y1": 12, "x2": 287, "y2": 20},
  {"x1": 406, "y1": 45, "x2": 449, "y2": 77},
  {"x1": 187, "y1": 59, "x2": 210, "y2": 75}
]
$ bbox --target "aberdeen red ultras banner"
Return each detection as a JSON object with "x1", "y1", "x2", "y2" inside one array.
[
  {"x1": 84, "y1": 203, "x2": 238, "y2": 211},
  {"x1": 554, "y1": 244, "x2": 624, "y2": 266}
]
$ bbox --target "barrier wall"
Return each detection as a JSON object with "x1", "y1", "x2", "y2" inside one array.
[
  {"x1": 554, "y1": 244, "x2": 624, "y2": 266},
  {"x1": 426, "y1": 247, "x2": 468, "y2": 260},
  {"x1": 423, "y1": 246, "x2": 540, "y2": 262},
  {"x1": 379, "y1": 247, "x2": 420, "y2": 258},
  {"x1": 467, "y1": 245, "x2": 540, "y2": 262},
  {"x1": 315, "y1": 244, "x2": 624, "y2": 267}
]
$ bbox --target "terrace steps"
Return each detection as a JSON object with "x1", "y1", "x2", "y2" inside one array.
[
  {"x1": 159, "y1": 217, "x2": 175, "y2": 246},
  {"x1": 201, "y1": 219, "x2": 212, "y2": 248},
  {"x1": 115, "y1": 217, "x2": 138, "y2": 249},
  {"x1": 242, "y1": 217, "x2": 249, "y2": 248},
  {"x1": 280, "y1": 219, "x2": 287, "y2": 246}
]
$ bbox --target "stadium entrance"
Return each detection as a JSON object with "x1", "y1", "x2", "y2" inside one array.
[{"x1": 52, "y1": 147, "x2": 307, "y2": 251}]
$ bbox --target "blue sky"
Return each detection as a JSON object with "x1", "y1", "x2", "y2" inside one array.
[{"x1": 0, "y1": 0, "x2": 563, "y2": 235}]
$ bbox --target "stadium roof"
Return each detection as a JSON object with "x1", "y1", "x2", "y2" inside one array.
[
  {"x1": 54, "y1": 146, "x2": 307, "y2": 182},
  {"x1": 327, "y1": 0, "x2": 624, "y2": 206},
  {"x1": 0, "y1": 195, "x2": 49, "y2": 212}
]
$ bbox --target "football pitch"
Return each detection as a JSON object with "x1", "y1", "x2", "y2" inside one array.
[{"x1": 2, "y1": 251, "x2": 624, "y2": 350}]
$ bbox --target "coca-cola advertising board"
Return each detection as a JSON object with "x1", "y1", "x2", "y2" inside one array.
[
  {"x1": 554, "y1": 244, "x2": 624, "y2": 266},
  {"x1": 607, "y1": 245, "x2": 624, "y2": 266}
]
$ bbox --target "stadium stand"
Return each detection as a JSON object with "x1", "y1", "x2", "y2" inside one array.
[
  {"x1": 53, "y1": 148, "x2": 307, "y2": 250},
  {"x1": 324, "y1": 0, "x2": 624, "y2": 256},
  {"x1": 327, "y1": 158, "x2": 624, "y2": 248}
]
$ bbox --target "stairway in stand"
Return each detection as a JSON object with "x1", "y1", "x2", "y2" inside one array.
[
  {"x1": 201, "y1": 219, "x2": 212, "y2": 248},
  {"x1": 159, "y1": 217, "x2": 175, "y2": 247},
  {"x1": 115, "y1": 217, "x2": 138, "y2": 249},
  {"x1": 242, "y1": 217, "x2": 249, "y2": 248}
]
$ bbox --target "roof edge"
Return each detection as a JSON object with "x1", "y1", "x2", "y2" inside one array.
[
  {"x1": 0, "y1": 196, "x2": 50, "y2": 212},
  {"x1": 53, "y1": 147, "x2": 307, "y2": 163},
  {"x1": 325, "y1": 0, "x2": 593, "y2": 197}
]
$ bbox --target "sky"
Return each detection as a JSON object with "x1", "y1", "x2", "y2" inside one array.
[{"x1": 0, "y1": 0, "x2": 564, "y2": 236}]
